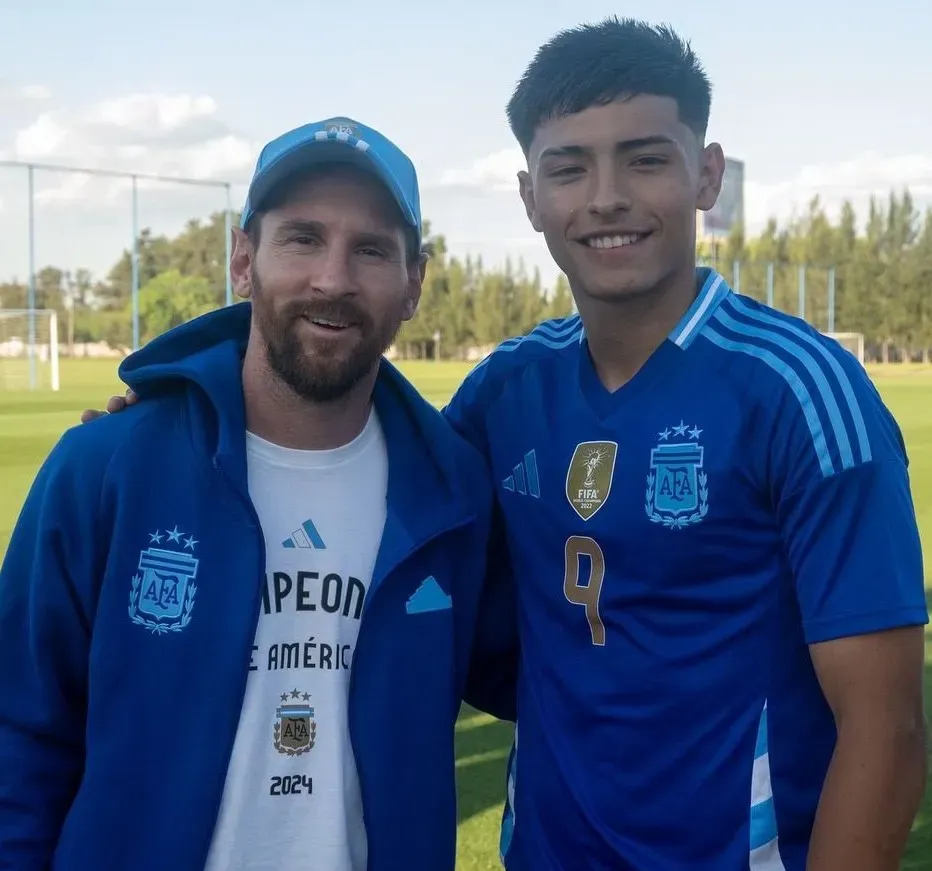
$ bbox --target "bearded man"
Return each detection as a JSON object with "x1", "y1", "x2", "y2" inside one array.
[{"x1": 0, "y1": 117, "x2": 516, "y2": 871}]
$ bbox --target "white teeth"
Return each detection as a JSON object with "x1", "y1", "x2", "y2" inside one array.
[
  {"x1": 586, "y1": 234, "x2": 643, "y2": 249},
  {"x1": 310, "y1": 318, "x2": 348, "y2": 328}
]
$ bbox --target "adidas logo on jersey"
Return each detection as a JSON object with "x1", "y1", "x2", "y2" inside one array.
[
  {"x1": 502, "y1": 449, "x2": 540, "y2": 498},
  {"x1": 282, "y1": 519, "x2": 326, "y2": 550}
]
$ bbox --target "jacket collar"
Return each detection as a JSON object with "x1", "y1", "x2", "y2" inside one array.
[{"x1": 119, "y1": 304, "x2": 479, "y2": 572}]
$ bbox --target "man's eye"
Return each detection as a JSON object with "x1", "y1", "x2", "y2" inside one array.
[{"x1": 550, "y1": 166, "x2": 583, "y2": 178}]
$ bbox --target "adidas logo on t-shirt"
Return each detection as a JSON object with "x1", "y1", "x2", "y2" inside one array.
[{"x1": 282, "y1": 519, "x2": 326, "y2": 550}]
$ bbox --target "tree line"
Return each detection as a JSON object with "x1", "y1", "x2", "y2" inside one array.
[
  {"x1": 710, "y1": 190, "x2": 932, "y2": 363},
  {"x1": 0, "y1": 189, "x2": 930, "y2": 362}
]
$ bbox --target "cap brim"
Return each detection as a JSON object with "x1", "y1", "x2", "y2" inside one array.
[{"x1": 243, "y1": 140, "x2": 418, "y2": 235}]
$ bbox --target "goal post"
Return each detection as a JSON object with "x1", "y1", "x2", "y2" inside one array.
[
  {"x1": 824, "y1": 332, "x2": 865, "y2": 366},
  {"x1": 0, "y1": 309, "x2": 60, "y2": 392}
]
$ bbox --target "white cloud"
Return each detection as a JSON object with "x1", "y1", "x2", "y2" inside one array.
[
  {"x1": 438, "y1": 148, "x2": 524, "y2": 192},
  {"x1": 744, "y1": 153, "x2": 932, "y2": 230},
  {"x1": 85, "y1": 93, "x2": 217, "y2": 132},
  {"x1": 15, "y1": 113, "x2": 67, "y2": 159},
  {"x1": 0, "y1": 91, "x2": 257, "y2": 282},
  {"x1": 0, "y1": 81, "x2": 52, "y2": 103},
  {"x1": 18, "y1": 84, "x2": 52, "y2": 101},
  {"x1": 440, "y1": 149, "x2": 932, "y2": 233},
  {"x1": 7, "y1": 92, "x2": 256, "y2": 206}
]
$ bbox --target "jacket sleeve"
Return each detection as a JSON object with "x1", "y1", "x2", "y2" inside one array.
[
  {"x1": 0, "y1": 428, "x2": 102, "y2": 868},
  {"x1": 463, "y1": 499, "x2": 519, "y2": 722}
]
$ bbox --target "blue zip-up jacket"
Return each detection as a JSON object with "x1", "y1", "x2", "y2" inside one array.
[{"x1": 0, "y1": 303, "x2": 515, "y2": 870}]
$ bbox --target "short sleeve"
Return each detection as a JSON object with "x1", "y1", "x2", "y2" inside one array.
[
  {"x1": 442, "y1": 362, "x2": 492, "y2": 456},
  {"x1": 773, "y1": 355, "x2": 928, "y2": 644}
]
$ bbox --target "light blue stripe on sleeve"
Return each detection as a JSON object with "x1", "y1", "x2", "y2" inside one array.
[
  {"x1": 702, "y1": 325, "x2": 834, "y2": 477},
  {"x1": 728, "y1": 296, "x2": 871, "y2": 464},
  {"x1": 470, "y1": 317, "x2": 583, "y2": 376},
  {"x1": 715, "y1": 307, "x2": 854, "y2": 471}
]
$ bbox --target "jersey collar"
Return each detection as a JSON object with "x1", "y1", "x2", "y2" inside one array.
[{"x1": 668, "y1": 268, "x2": 732, "y2": 350}]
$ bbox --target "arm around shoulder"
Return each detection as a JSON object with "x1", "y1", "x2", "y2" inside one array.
[
  {"x1": 0, "y1": 424, "x2": 112, "y2": 866},
  {"x1": 463, "y1": 497, "x2": 519, "y2": 723}
]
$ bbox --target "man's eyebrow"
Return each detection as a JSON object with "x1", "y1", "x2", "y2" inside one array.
[
  {"x1": 538, "y1": 135, "x2": 679, "y2": 161},
  {"x1": 275, "y1": 220, "x2": 398, "y2": 243},
  {"x1": 274, "y1": 218, "x2": 324, "y2": 235},
  {"x1": 355, "y1": 229, "x2": 404, "y2": 250}
]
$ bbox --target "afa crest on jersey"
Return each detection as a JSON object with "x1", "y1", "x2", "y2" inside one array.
[{"x1": 645, "y1": 422, "x2": 709, "y2": 529}]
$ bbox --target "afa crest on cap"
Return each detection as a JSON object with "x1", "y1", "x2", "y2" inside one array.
[{"x1": 320, "y1": 118, "x2": 358, "y2": 137}]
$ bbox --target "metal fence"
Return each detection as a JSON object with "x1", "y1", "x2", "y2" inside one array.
[
  {"x1": 698, "y1": 257, "x2": 839, "y2": 333},
  {"x1": 0, "y1": 160, "x2": 236, "y2": 351}
]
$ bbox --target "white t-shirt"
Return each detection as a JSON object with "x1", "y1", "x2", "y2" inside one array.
[{"x1": 203, "y1": 409, "x2": 388, "y2": 871}]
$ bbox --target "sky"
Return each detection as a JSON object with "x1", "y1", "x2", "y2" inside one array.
[{"x1": 0, "y1": 0, "x2": 930, "y2": 289}]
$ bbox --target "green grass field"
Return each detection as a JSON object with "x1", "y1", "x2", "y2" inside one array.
[{"x1": 1, "y1": 358, "x2": 930, "y2": 869}]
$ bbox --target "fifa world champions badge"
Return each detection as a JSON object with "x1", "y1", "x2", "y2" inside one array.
[
  {"x1": 128, "y1": 527, "x2": 199, "y2": 634},
  {"x1": 565, "y1": 441, "x2": 619, "y2": 521}
]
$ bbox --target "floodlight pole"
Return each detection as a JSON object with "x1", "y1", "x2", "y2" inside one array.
[
  {"x1": 798, "y1": 265, "x2": 806, "y2": 320},
  {"x1": 224, "y1": 184, "x2": 232, "y2": 306},
  {"x1": 27, "y1": 164, "x2": 37, "y2": 390},
  {"x1": 131, "y1": 175, "x2": 140, "y2": 351}
]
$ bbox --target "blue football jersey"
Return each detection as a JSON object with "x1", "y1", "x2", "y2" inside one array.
[{"x1": 444, "y1": 268, "x2": 928, "y2": 871}]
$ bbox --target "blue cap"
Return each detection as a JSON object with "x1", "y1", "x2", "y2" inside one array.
[{"x1": 240, "y1": 117, "x2": 422, "y2": 247}]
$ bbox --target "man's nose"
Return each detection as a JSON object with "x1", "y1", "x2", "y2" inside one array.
[
  {"x1": 311, "y1": 245, "x2": 354, "y2": 296},
  {"x1": 587, "y1": 163, "x2": 632, "y2": 216}
]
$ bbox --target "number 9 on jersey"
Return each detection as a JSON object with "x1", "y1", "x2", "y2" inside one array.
[{"x1": 563, "y1": 535, "x2": 606, "y2": 646}]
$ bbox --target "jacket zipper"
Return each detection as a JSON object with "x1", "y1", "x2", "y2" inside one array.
[
  {"x1": 196, "y1": 457, "x2": 268, "y2": 869},
  {"x1": 348, "y1": 515, "x2": 475, "y2": 871},
  {"x1": 196, "y1": 453, "x2": 478, "y2": 868}
]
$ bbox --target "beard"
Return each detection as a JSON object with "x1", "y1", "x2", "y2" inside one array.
[{"x1": 251, "y1": 267, "x2": 405, "y2": 403}]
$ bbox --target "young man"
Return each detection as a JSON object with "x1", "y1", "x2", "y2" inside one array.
[
  {"x1": 80, "y1": 18, "x2": 929, "y2": 871},
  {"x1": 0, "y1": 118, "x2": 515, "y2": 870},
  {"x1": 443, "y1": 18, "x2": 928, "y2": 871}
]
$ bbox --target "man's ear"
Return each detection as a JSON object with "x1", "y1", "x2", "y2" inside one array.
[
  {"x1": 230, "y1": 226, "x2": 256, "y2": 299},
  {"x1": 518, "y1": 170, "x2": 543, "y2": 233},
  {"x1": 696, "y1": 142, "x2": 726, "y2": 213},
  {"x1": 401, "y1": 250, "x2": 427, "y2": 322}
]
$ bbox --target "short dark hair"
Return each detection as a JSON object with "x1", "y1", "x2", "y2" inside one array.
[
  {"x1": 245, "y1": 166, "x2": 424, "y2": 266},
  {"x1": 506, "y1": 17, "x2": 712, "y2": 154}
]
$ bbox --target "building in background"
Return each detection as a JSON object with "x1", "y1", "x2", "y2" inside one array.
[{"x1": 697, "y1": 157, "x2": 745, "y2": 248}]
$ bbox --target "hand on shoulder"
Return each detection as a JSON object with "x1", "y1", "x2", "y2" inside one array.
[{"x1": 80, "y1": 389, "x2": 139, "y2": 424}]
